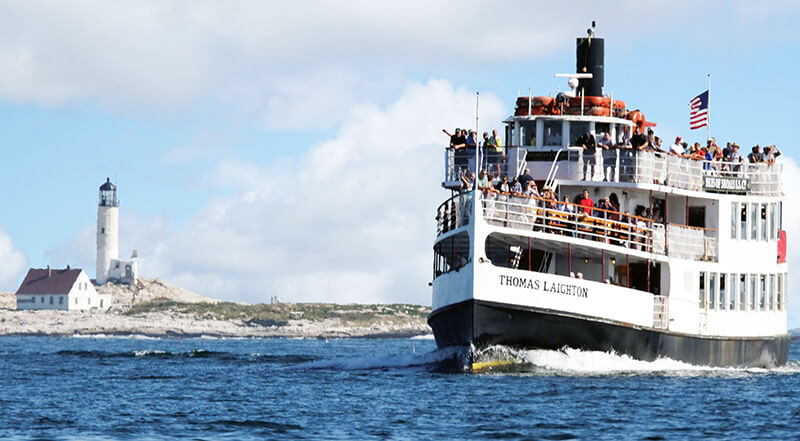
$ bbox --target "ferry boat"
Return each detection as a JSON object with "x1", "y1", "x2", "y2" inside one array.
[{"x1": 428, "y1": 27, "x2": 790, "y2": 368}]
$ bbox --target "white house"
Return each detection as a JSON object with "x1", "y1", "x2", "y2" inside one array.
[{"x1": 15, "y1": 266, "x2": 111, "y2": 311}]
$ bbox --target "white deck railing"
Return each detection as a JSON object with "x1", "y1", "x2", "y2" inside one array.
[
  {"x1": 451, "y1": 192, "x2": 721, "y2": 262},
  {"x1": 562, "y1": 149, "x2": 783, "y2": 196}
]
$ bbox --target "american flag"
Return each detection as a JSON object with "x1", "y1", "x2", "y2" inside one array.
[{"x1": 689, "y1": 90, "x2": 709, "y2": 130}]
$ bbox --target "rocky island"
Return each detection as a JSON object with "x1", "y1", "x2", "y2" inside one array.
[{"x1": 0, "y1": 278, "x2": 431, "y2": 339}]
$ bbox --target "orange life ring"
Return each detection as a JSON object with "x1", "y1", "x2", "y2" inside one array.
[{"x1": 627, "y1": 110, "x2": 647, "y2": 131}]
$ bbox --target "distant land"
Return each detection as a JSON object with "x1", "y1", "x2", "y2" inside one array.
[
  {"x1": 0, "y1": 279, "x2": 431, "y2": 338},
  {"x1": 791, "y1": 328, "x2": 800, "y2": 339}
]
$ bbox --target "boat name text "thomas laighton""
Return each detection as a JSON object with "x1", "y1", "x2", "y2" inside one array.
[{"x1": 498, "y1": 275, "x2": 588, "y2": 298}]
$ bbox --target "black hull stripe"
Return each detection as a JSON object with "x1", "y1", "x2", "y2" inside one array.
[{"x1": 428, "y1": 299, "x2": 790, "y2": 368}]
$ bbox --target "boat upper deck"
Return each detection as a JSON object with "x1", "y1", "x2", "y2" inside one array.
[{"x1": 444, "y1": 146, "x2": 783, "y2": 197}]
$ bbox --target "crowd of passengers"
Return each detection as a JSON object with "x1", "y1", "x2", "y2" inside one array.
[
  {"x1": 455, "y1": 166, "x2": 665, "y2": 248},
  {"x1": 444, "y1": 125, "x2": 782, "y2": 183}
]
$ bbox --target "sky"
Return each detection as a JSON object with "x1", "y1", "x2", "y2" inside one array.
[{"x1": 1, "y1": 1, "x2": 800, "y2": 325}]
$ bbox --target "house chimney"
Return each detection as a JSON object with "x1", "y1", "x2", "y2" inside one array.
[
  {"x1": 47, "y1": 265, "x2": 51, "y2": 278},
  {"x1": 66, "y1": 264, "x2": 70, "y2": 270}
]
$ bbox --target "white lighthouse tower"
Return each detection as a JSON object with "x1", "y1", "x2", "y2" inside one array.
[{"x1": 96, "y1": 177, "x2": 119, "y2": 285}]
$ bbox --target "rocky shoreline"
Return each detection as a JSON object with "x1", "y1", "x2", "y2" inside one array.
[{"x1": 0, "y1": 279, "x2": 432, "y2": 339}]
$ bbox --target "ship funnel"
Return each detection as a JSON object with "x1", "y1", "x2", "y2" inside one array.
[{"x1": 576, "y1": 25, "x2": 604, "y2": 97}]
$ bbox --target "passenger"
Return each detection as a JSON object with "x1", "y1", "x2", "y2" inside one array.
[
  {"x1": 608, "y1": 193, "x2": 620, "y2": 221},
  {"x1": 518, "y1": 168, "x2": 534, "y2": 190},
  {"x1": 579, "y1": 189, "x2": 594, "y2": 215},
  {"x1": 764, "y1": 145, "x2": 782, "y2": 165},
  {"x1": 653, "y1": 207, "x2": 664, "y2": 225},
  {"x1": 443, "y1": 127, "x2": 466, "y2": 149},
  {"x1": 525, "y1": 180, "x2": 539, "y2": 200},
  {"x1": 747, "y1": 145, "x2": 765, "y2": 164},
  {"x1": 558, "y1": 195, "x2": 574, "y2": 214},
  {"x1": 490, "y1": 129, "x2": 505, "y2": 161},
  {"x1": 578, "y1": 132, "x2": 597, "y2": 180},
  {"x1": 460, "y1": 170, "x2": 475, "y2": 191},
  {"x1": 466, "y1": 130, "x2": 478, "y2": 148},
  {"x1": 599, "y1": 133, "x2": 618, "y2": 182},
  {"x1": 597, "y1": 132, "x2": 613, "y2": 148},
  {"x1": 499, "y1": 175, "x2": 510, "y2": 193},
  {"x1": 476, "y1": 169, "x2": 490, "y2": 191},
  {"x1": 669, "y1": 136, "x2": 686, "y2": 157},
  {"x1": 510, "y1": 178, "x2": 523, "y2": 195},
  {"x1": 631, "y1": 127, "x2": 648, "y2": 151}
]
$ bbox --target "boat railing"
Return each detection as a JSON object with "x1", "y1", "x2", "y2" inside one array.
[
  {"x1": 667, "y1": 223, "x2": 718, "y2": 262},
  {"x1": 561, "y1": 149, "x2": 783, "y2": 196},
  {"x1": 443, "y1": 146, "x2": 526, "y2": 187},
  {"x1": 473, "y1": 191, "x2": 719, "y2": 261},
  {"x1": 480, "y1": 192, "x2": 658, "y2": 253},
  {"x1": 435, "y1": 191, "x2": 474, "y2": 235}
]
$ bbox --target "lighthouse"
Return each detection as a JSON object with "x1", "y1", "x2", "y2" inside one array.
[
  {"x1": 96, "y1": 178, "x2": 119, "y2": 285},
  {"x1": 95, "y1": 178, "x2": 138, "y2": 285}
]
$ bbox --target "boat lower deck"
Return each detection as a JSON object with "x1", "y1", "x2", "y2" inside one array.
[{"x1": 428, "y1": 299, "x2": 790, "y2": 368}]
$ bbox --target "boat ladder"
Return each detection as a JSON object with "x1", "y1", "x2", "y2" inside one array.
[{"x1": 652, "y1": 296, "x2": 669, "y2": 330}]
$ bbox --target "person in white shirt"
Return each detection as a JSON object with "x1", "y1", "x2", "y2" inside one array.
[{"x1": 669, "y1": 136, "x2": 686, "y2": 157}]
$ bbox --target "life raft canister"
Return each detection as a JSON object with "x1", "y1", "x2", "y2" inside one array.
[{"x1": 514, "y1": 96, "x2": 560, "y2": 116}]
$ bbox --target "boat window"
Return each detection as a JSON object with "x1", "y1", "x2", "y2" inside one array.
[
  {"x1": 770, "y1": 203, "x2": 777, "y2": 240},
  {"x1": 730, "y1": 202, "x2": 738, "y2": 239},
  {"x1": 698, "y1": 272, "x2": 706, "y2": 308},
  {"x1": 718, "y1": 274, "x2": 726, "y2": 310},
  {"x1": 750, "y1": 203, "x2": 758, "y2": 240},
  {"x1": 595, "y1": 122, "x2": 610, "y2": 138},
  {"x1": 543, "y1": 120, "x2": 562, "y2": 146},
  {"x1": 728, "y1": 274, "x2": 736, "y2": 310},
  {"x1": 570, "y1": 121, "x2": 590, "y2": 146},
  {"x1": 521, "y1": 123, "x2": 536, "y2": 146},
  {"x1": 778, "y1": 202, "x2": 783, "y2": 231},
  {"x1": 759, "y1": 274, "x2": 766, "y2": 311},
  {"x1": 769, "y1": 274, "x2": 775, "y2": 311},
  {"x1": 760, "y1": 203, "x2": 768, "y2": 241},
  {"x1": 709, "y1": 273, "x2": 717, "y2": 310},
  {"x1": 777, "y1": 273, "x2": 783, "y2": 311},
  {"x1": 749, "y1": 274, "x2": 756, "y2": 310},
  {"x1": 740, "y1": 204, "x2": 747, "y2": 241},
  {"x1": 432, "y1": 232, "x2": 470, "y2": 279},
  {"x1": 739, "y1": 274, "x2": 746, "y2": 311}
]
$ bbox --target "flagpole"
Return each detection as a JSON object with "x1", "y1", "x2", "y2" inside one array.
[{"x1": 707, "y1": 74, "x2": 711, "y2": 142}]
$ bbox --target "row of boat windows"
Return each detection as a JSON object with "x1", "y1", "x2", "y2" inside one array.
[
  {"x1": 698, "y1": 272, "x2": 786, "y2": 312},
  {"x1": 730, "y1": 201, "x2": 781, "y2": 241}
]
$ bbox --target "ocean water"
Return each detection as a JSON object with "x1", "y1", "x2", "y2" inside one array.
[{"x1": 0, "y1": 336, "x2": 798, "y2": 440}]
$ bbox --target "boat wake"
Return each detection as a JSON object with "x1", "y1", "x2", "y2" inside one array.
[
  {"x1": 300, "y1": 345, "x2": 468, "y2": 372},
  {"x1": 472, "y1": 345, "x2": 800, "y2": 376}
]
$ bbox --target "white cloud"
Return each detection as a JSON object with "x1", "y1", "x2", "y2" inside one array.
[
  {"x1": 5, "y1": 1, "x2": 793, "y2": 128},
  {"x1": 0, "y1": 228, "x2": 28, "y2": 291},
  {"x1": 50, "y1": 79, "x2": 504, "y2": 304}
]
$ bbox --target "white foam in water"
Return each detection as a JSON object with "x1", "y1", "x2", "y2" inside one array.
[
  {"x1": 478, "y1": 345, "x2": 800, "y2": 376},
  {"x1": 70, "y1": 334, "x2": 161, "y2": 340},
  {"x1": 409, "y1": 334, "x2": 435, "y2": 340}
]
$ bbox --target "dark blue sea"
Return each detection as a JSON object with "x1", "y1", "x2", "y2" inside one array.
[{"x1": 0, "y1": 336, "x2": 798, "y2": 440}]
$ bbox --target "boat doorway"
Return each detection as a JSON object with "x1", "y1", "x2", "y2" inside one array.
[{"x1": 629, "y1": 261, "x2": 662, "y2": 295}]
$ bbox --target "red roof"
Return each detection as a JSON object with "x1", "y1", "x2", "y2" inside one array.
[{"x1": 16, "y1": 268, "x2": 83, "y2": 295}]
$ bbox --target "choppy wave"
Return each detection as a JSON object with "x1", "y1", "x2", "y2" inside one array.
[
  {"x1": 54, "y1": 348, "x2": 317, "y2": 364},
  {"x1": 301, "y1": 346, "x2": 467, "y2": 371}
]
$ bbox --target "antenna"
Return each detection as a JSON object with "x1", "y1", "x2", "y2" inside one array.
[{"x1": 475, "y1": 91, "x2": 480, "y2": 177}]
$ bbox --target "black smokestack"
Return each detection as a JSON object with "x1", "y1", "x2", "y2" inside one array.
[{"x1": 576, "y1": 35, "x2": 604, "y2": 97}]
